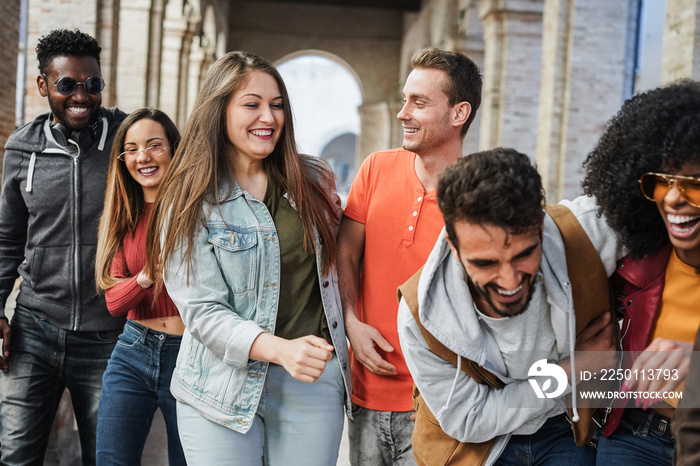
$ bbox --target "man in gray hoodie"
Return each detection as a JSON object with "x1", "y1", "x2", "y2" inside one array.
[
  {"x1": 0, "y1": 29, "x2": 126, "y2": 465},
  {"x1": 398, "y1": 149, "x2": 621, "y2": 465}
]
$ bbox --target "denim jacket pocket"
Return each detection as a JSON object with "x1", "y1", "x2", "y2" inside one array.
[{"x1": 207, "y1": 226, "x2": 258, "y2": 295}]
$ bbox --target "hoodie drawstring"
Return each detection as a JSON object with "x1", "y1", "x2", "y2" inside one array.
[
  {"x1": 26, "y1": 152, "x2": 36, "y2": 193},
  {"x1": 566, "y1": 281, "x2": 580, "y2": 422},
  {"x1": 436, "y1": 355, "x2": 462, "y2": 420},
  {"x1": 97, "y1": 117, "x2": 108, "y2": 151}
]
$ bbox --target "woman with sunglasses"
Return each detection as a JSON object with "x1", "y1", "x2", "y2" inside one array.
[
  {"x1": 94, "y1": 108, "x2": 186, "y2": 465},
  {"x1": 582, "y1": 80, "x2": 700, "y2": 465},
  {"x1": 144, "y1": 51, "x2": 350, "y2": 465}
]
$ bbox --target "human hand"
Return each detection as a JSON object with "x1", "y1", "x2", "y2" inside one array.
[
  {"x1": 136, "y1": 270, "x2": 155, "y2": 289},
  {"x1": 345, "y1": 316, "x2": 397, "y2": 376},
  {"x1": 625, "y1": 337, "x2": 692, "y2": 399},
  {"x1": 575, "y1": 312, "x2": 616, "y2": 353},
  {"x1": 560, "y1": 312, "x2": 617, "y2": 383},
  {"x1": 276, "y1": 335, "x2": 334, "y2": 383},
  {"x1": 0, "y1": 317, "x2": 10, "y2": 372}
]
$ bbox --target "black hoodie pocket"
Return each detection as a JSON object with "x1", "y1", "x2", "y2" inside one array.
[{"x1": 29, "y1": 245, "x2": 72, "y2": 303}]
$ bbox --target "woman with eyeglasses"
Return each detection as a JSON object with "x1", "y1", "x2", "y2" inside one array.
[
  {"x1": 94, "y1": 108, "x2": 186, "y2": 465},
  {"x1": 143, "y1": 51, "x2": 350, "y2": 465},
  {"x1": 582, "y1": 80, "x2": 700, "y2": 465}
]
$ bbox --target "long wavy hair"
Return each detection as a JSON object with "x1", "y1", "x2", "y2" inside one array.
[
  {"x1": 582, "y1": 79, "x2": 700, "y2": 259},
  {"x1": 145, "y1": 51, "x2": 338, "y2": 289},
  {"x1": 95, "y1": 108, "x2": 180, "y2": 291}
]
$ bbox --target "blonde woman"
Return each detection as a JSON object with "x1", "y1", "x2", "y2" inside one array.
[
  {"x1": 145, "y1": 51, "x2": 351, "y2": 465},
  {"x1": 95, "y1": 108, "x2": 185, "y2": 465}
]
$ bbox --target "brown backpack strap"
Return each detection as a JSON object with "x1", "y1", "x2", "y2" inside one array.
[
  {"x1": 398, "y1": 267, "x2": 505, "y2": 389},
  {"x1": 545, "y1": 204, "x2": 614, "y2": 447},
  {"x1": 544, "y1": 204, "x2": 611, "y2": 334}
]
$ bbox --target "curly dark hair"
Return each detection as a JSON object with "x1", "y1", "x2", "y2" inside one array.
[
  {"x1": 438, "y1": 148, "x2": 545, "y2": 249},
  {"x1": 36, "y1": 29, "x2": 101, "y2": 74},
  {"x1": 582, "y1": 79, "x2": 700, "y2": 259}
]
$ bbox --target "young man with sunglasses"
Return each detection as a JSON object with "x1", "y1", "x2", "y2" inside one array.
[{"x1": 0, "y1": 29, "x2": 126, "y2": 465}]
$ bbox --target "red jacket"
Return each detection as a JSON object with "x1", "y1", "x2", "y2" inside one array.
[{"x1": 603, "y1": 244, "x2": 672, "y2": 436}]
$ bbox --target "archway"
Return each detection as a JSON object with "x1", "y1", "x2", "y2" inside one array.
[{"x1": 276, "y1": 51, "x2": 363, "y2": 199}]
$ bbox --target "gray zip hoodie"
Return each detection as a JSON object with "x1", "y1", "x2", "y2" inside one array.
[
  {"x1": 397, "y1": 195, "x2": 623, "y2": 465},
  {"x1": 0, "y1": 107, "x2": 127, "y2": 331}
]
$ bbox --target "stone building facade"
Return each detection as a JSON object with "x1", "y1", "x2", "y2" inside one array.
[
  {"x1": 3, "y1": 0, "x2": 700, "y2": 463},
  {"x1": 0, "y1": 0, "x2": 20, "y2": 159},
  {"x1": 8, "y1": 0, "x2": 700, "y2": 201}
]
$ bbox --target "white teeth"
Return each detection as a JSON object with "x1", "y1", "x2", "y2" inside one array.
[
  {"x1": 404, "y1": 128, "x2": 419, "y2": 133},
  {"x1": 496, "y1": 284, "x2": 522, "y2": 296},
  {"x1": 667, "y1": 213, "x2": 700, "y2": 224},
  {"x1": 68, "y1": 107, "x2": 87, "y2": 114},
  {"x1": 251, "y1": 129, "x2": 272, "y2": 136},
  {"x1": 139, "y1": 167, "x2": 157, "y2": 174}
]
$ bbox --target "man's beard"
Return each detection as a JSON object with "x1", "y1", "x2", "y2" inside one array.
[{"x1": 464, "y1": 268, "x2": 537, "y2": 318}]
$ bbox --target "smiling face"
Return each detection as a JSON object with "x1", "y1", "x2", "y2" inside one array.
[
  {"x1": 655, "y1": 161, "x2": 700, "y2": 267},
  {"x1": 225, "y1": 70, "x2": 284, "y2": 167},
  {"x1": 37, "y1": 55, "x2": 102, "y2": 131},
  {"x1": 397, "y1": 67, "x2": 457, "y2": 156},
  {"x1": 447, "y1": 220, "x2": 543, "y2": 319},
  {"x1": 122, "y1": 119, "x2": 173, "y2": 202}
]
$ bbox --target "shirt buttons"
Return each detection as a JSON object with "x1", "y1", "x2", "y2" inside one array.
[
  {"x1": 408, "y1": 225, "x2": 414, "y2": 231},
  {"x1": 417, "y1": 196, "x2": 422, "y2": 202},
  {"x1": 412, "y1": 211, "x2": 418, "y2": 216}
]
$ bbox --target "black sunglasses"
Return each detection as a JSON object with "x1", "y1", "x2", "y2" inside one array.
[{"x1": 43, "y1": 74, "x2": 104, "y2": 96}]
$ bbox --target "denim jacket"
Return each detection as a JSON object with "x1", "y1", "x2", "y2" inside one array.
[{"x1": 165, "y1": 169, "x2": 351, "y2": 433}]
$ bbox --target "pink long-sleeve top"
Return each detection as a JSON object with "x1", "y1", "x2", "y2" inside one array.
[{"x1": 105, "y1": 204, "x2": 179, "y2": 320}]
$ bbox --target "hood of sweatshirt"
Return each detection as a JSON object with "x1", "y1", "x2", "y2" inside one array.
[{"x1": 417, "y1": 213, "x2": 573, "y2": 377}]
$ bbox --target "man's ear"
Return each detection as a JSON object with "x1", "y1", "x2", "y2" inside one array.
[
  {"x1": 452, "y1": 101, "x2": 471, "y2": 128},
  {"x1": 445, "y1": 230, "x2": 460, "y2": 260},
  {"x1": 37, "y1": 75, "x2": 47, "y2": 97}
]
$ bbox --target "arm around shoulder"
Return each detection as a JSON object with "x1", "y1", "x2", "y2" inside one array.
[{"x1": 398, "y1": 298, "x2": 562, "y2": 443}]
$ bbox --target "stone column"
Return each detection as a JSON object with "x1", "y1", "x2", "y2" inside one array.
[
  {"x1": 176, "y1": 17, "x2": 199, "y2": 127},
  {"x1": 662, "y1": 0, "x2": 700, "y2": 82},
  {"x1": 146, "y1": 0, "x2": 165, "y2": 108},
  {"x1": 356, "y1": 101, "x2": 394, "y2": 168},
  {"x1": 116, "y1": 0, "x2": 153, "y2": 111},
  {"x1": 159, "y1": 1, "x2": 186, "y2": 120},
  {"x1": 454, "y1": 0, "x2": 485, "y2": 155},
  {"x1": 478, "y1": 0, "x2": 544, "y2": 157},
  {"x1": 96, "y1": 0, "x2": 120, "y2": 107},
  {"x1": 186, "y1": 37, "x2": 205, "y2": 120},
  {"x1": 1, "y1": 0, "x2": 20, "y2": 160},
  {"x1": 535, "y1": 0, "x2": 635, "y2": 201}
]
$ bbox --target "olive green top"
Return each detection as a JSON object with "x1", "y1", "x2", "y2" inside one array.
[{"x1": 264, "y1": 178, "x2": 327, "y2": 340}]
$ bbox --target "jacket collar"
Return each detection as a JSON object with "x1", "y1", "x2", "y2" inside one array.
[{"x1": 616, "y1": 243, "x2": 672, "y2": 288}]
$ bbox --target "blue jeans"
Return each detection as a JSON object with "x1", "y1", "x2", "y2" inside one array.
[
  {"x1": 495, "y1": 413, "x2": 595, "y2": 465},
  {"x1": 177, "y1": 355, "x2": 345, "y2": 465},
  {"x1": 96, "y1": 320, "x2": 185, "y2": 466},
  {"x1": 348, "y1": 404, "x2": 417, "y2": 466},
  {"x1": 0, "y1": 305, "x2": 119, "y2": 466},
  {"x1": 596, "y1": 415, "x2": 675, "y2": 465}
]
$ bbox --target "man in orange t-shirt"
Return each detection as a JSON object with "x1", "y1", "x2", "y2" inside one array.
[{"x1": 337, "y1": 47, "x2": 482, "y2": 466}]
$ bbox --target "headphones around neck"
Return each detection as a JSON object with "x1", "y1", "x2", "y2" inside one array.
[{"x1": 50, "y1": 120, "x2": 98, "y2": 149}]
